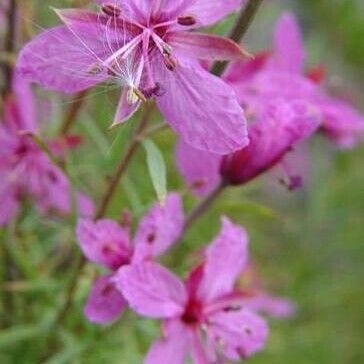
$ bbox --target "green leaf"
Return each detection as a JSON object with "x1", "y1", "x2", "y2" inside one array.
[
  {"x1": 0, "y1": 319, "x2": 51, "y2": 349},
  {"x1": 142, "y1": 139, "x2": 167, "y2": 203}
]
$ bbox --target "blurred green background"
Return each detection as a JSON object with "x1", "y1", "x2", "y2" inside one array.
[{"x1": 1, "y1": 0, "x2": 363, "y2": 363}]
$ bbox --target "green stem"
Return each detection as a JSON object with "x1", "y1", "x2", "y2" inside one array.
[{"x1": 212, "y1": 0, "x2": 265, "y2": 76}]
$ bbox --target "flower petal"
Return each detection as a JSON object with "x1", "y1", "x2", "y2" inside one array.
[
  {"x1": 271, "y1": 12, "x2": 305, "y2": 74},
  {"x1": 245, "y1": 294, "x2": 297, "y2": 319},
  {"x1": 208, "y1": 308, "x2": 268, "y2": 359},
  {"x1": 133, "y1": 193, "x2": 184, "y2": 262},
  {"x1": 198, "y1": 217, "x2": 249, "y2": 302},
  {"x1": 175, "y1": 140, "x2": 221, "y2": 196},
  {"x1": 155, "y1": 57, "x2": 248, "y2": 154},
  {"x1": 84, "y1": 275, "x2": 127, "y2": 324},
  {"x1": 12, "y1": 75, "x2": 37, "y2": 132},
  {"x1": 17, "y1": 24, "x2": 110, "y2": 93},
  {"x1": 319, "y1": 97, "x2": 364, "y2": 148},
  {"x1": 111, "y1": 89, "x2": 141, "y2": 127},
  {"x1": 221, "y1": 99, "x2": 321, "y2": 185},
  {"x1": 169, "y1": 32, "x2": 249, "y2": 60},
  {"x1": 76, "y1": 218, "x2": 131, "y2": 270},
  {"x1": 115, "y1": 262, "x2": 187, "y2": 318},
  {"x1": 145, "y1": 320, "x2": 189, "y2": 364},
  {"x1": 183, "y1": 0, "x2": 243, "y2": 26}
]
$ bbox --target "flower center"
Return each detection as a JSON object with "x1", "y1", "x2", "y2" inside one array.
[
  {"x1": 181, "y1": 299, "x2": 203, "y2": 326},
  {"x1": 94, "y1": 4, "x2": 194, "y2": 104}
]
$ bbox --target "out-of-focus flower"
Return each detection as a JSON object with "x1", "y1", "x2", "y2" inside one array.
[
  {"x1": 225, "y1": 12, "x2": 364, "y2": 148},
  {"x1": 117, "y1": 218, "x2": 268, "y2": 363},
  {"x1": 76, "y1": 193, "x2": 184, "y2": 324},
  {"x1": 176, "y1": 99, "x2": 320, "y2": 196},
  {"x1": 0, "y1": 76, "x2": 93, "y2": 225},
  {"x1": 17, "y1": 0, "x2": 250, "y2": 154}
]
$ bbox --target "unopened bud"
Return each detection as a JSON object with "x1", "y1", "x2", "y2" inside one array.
[
  {"x1": 101, "y1": 4, "x2": 121, "y2": 17},
  {"x1": 177, "y1": 15, "x2": 196, "y2": 26}
]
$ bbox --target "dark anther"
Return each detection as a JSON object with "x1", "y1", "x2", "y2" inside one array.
[
  {"x1": 141, "y1": 83, "x2": 161, "y2": 99},
  {"x1": 102, "y1": 4, "x2": 122, "y2": 17},
  {"x1": 164, "y1": 55, "x2": 177, "y2": 71},
  {"x1": 177, "y1": 15, "x2": 196, "y2": 26}
]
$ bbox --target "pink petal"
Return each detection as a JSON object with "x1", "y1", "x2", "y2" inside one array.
[
  {"x1": 115, "y1": 262, "x2": 187, "y2": 318},
  {"x1": 175, "y1": 140, "x2": 221, "y2": 196},
  {"x1": 84, "y1": 275, "x2": 127, "y2": 324},
  {"x1": 17, "y1": 20, "x2": 110, "y2": 93},
  {"x1": 11, "y1": 74, "x2": 37, "y2": 132},
  {"x1": 144, "y1": 319, "x2": 189, "y2": 364},
  {"x1": 319, "y1": 97, "x2": 364, "y2": 148},
  {"x1": 169, "y1": 32, "x2": 249, "y2": 60},
  {"x1": 221, "y1": 99, "x2": 321, "y2": 185},
  {"x1": 76, "y1": 193, "x2": 95, "y2": 218},
  {"x1": 133, "y1": 193, "x2": 184, "y2": 262},
  {"x1": 190, "y1": 329, "x2": 214, "y2": 364},
  {"x1": 76, "y1": 218, "x2": 131, "y2": 270},
  {"x1": 155, "y1": 57, "x2": 248, "y2": 154},
  {"x1": 111, "y1": 89, "x2": 141, "y2": 127},
  {"x1": 271, "y1": 12, "x2": 305, "y2": 74},
  {"x1": 208, "y1": 308, "x2": 269, "y2": 359},
  {"x1": 245, "y1": 294, "x2": 297, "y2": 319},
  {"x1": 223, "y1": 51, "x2": 270, "y2": 84},
  {"x1": 198, "y1": 217, "x2": 249, "y2": 302},
  {"x1": 96, "y1": 0, "x2": 153, "y2": 22},
  {"x1": 183, "y1": 0, "x2": 243, "y2": 26}
]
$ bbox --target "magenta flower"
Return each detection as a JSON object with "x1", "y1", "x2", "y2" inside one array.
[
  {"x1": 0, "y1": 76, "x2": 93, "y2": 225},
  {"x1": 76, "y1": 193, "x2": 184, "y2": 324},
  {"x1": 225, "y1": 12, "x2": 364, "y2": 148},
  {"x1": 117, "y1": 218, "x2": 268, "y2": 363},
  {"x1": 17, "y1": 0, "x2": 249, "y2": 154},
  {"x1": 176, "y1": 99, "x2": 320, "y2": 196}
]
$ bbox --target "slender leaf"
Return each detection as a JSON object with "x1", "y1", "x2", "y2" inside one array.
[{"x1": 142, "y1": 139, "x2": 167, "y2": 203}]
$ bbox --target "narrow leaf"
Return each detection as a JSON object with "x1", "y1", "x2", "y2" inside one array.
[{"x1": 142, "y1": 139, "x2": 167, "y2": 204}]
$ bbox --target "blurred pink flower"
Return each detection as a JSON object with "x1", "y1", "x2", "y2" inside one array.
[
  {"x1": 176, "y1": 99, "x2": 320, "y2": 196},
  {"x1": 0, "y1": 76, "x2": 93, "y2": 225},
  {"x1": 76, "y1": 193, "x2": 184, "y2": 324},
  {"x1": 17, "y1": 0, "x2": 249, "y2": 154},
  {"x1": 117, "y1": 218, "x2": 268, "y2": 363},
  {"x1": 225, "y1": 12, "x2": 364, "y2": 148}
]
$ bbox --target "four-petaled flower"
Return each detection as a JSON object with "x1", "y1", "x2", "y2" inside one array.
[
  {"x1": 76, "y1": 193, "x2": 184, "y2": 324},
  {"x1": 117, "y1": 217, "x2": 268, "y2": 363},
  {"x1": 17, "y1": 0, "x2": 250, "y2": 154}
]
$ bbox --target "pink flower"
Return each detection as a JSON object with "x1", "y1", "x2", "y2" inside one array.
[
  {"x1": 225, "y1": 12, "x2": 364, "y2": 148},
  {"x1": 0, "y1": 75, "x2": 93, "y2": 225},
  {"x1": 176, "y1": 99, "x2": 320, "y2": 196},
  {"x1": 76, "y1": 193, "x2": 184, "y2": 324},
  {"x1": 17, "y1": 0, "x2": 249, "y2": 154},
  {"x1": 117, "y1": 218, "x2": 268, "y2": 363}
]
